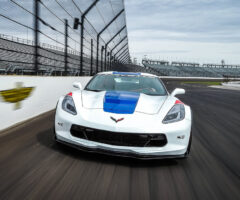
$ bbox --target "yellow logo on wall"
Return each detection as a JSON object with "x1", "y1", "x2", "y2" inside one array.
[{"x1": 0, "y1": 82, "x2": 35, "y2": 110}]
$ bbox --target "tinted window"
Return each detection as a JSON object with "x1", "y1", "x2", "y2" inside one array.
[{"x1": 85, "y1": 74, "x2": 167, "y2": 96}]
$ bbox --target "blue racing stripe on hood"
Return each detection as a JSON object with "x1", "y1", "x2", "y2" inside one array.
[
  {"x1": 113, "y1": 72, "x2": 141, "y2": 76},
  {"x1": 104, "y1": 91, "x2": 140, "y2": 114}
]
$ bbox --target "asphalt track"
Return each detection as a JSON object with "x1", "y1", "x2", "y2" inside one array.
[{"x1": 0, "y1": 81, "x2": 239, "y2": 200}]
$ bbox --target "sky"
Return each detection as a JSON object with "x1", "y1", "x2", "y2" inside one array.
[
  {"x1": 1, "y1": 0, "x2": 240, "y2": 65},
  {"x1": 125, "y1": 0, "x2": 240, "y2": 65}
]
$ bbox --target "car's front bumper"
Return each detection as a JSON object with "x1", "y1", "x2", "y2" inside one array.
[
  {"x1": 56, "y1": 135, "x2": 186, "y2": 159},
  {"x1": 55, "y1": 101, "x2": 192, "y2": 159},
  {"x1": 55, "y1": 127, "x2": 189, "y2": 159}
]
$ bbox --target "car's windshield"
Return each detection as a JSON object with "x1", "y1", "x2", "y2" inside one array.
[{"x1": 85, "y1": 74, "x2": 167, "y2": 96}]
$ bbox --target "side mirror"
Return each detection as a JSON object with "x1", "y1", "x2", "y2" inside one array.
[
  {"x1": 171, "y1": 88, "x2": 185, "y2": 97},
  {"x1": 73, "y1": 82, "x2": 82, "y2": 90}
]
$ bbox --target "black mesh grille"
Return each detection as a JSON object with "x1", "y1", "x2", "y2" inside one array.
[{"x1": 70, "y1": 125, "x2": 167, "y2": 147}]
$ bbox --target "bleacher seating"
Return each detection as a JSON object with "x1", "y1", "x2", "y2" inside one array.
[
  {"x1": 0, "y1": 35, "x2": 91, "y2": 75},
  {"x1": 143, "y1": 60, "x2": 240, "y2": 78},
  {"x1": 2, "y1": 33, "x2": 240, "y2": 77}
]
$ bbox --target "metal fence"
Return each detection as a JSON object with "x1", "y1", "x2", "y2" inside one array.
[{"x1": 0, "y1": 0, "x2": 131, "y2": 75}]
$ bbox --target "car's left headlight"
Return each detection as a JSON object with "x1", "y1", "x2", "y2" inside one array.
[
  {"x1": 163, "y1": 104, "x2": 185, "y2": 124},
  {"x1": 62, "y1": 95, "x2": 77, "y2": 115}
]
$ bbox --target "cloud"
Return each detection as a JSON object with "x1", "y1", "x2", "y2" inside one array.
[
  {"x1": 125, "y1": 0, "x2": 240, "y2": 64},
  {"x1": 1, "y1": 0, "x2": 239, "y2": 64}
]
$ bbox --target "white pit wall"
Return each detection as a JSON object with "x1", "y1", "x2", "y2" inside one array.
[{"x1": 0, "y1": 76, "x2": 92, "y2": 131}]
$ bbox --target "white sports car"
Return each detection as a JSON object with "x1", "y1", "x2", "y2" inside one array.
[{"x1": 54, "y1": 72, "x2": 192, "y2": 159}]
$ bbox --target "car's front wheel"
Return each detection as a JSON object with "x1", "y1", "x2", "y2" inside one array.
[
  {"x1": 183, "y1": 131, "x2": 192, "y2": 158},
  {"x1": 53, "y1": 125, "x2": 57, "y2": 141}
]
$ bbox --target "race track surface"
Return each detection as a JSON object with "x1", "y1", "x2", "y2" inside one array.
[{"x1": 0, "y1": 81, "x2": 239, "y2": 200}]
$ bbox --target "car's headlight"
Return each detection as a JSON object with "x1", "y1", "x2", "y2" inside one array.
[
  {"x1": 163, "y1": 104, "x2": 185, "y2": 124},
  {"x1": 62, "y1": 94, "x2": 77, "y2": 115}
]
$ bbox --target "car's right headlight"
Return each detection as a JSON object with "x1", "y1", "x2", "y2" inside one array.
[
  {"x1": 162, "y1": 104, "x2": 185, "y2": 124},
  {"x1": 62, "y1": 93, "x2": 77, "y2": 115}
]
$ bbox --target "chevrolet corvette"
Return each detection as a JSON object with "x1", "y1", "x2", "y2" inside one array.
[{"x1": 54, "y1": 72, "x2": 192, "y2": 159}]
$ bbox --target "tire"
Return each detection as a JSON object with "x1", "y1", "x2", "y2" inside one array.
[
  {"x1": 53, "y1": 103, "x2": 59, "y2": 142},
  {"x1": 53, "y1": 125, "x2": 57, "y2": 141},
  {"x1": 183, "y1": 131, "x2": 192, "y2": 158}
]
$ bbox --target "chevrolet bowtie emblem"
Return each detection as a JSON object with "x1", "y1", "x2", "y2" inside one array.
[{"x1": 110, "y1": 117, "x2": 124, "y2": 123}]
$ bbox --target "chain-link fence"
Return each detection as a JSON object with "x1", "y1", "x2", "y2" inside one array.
[{"x1": 0, "y1": 0, "x2": 131, "y2": 75}]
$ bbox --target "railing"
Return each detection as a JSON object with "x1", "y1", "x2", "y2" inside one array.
[
  {"x1": 0, "y1": 33, "x2": 80, "y2": 56},
  {"x1": 142, "y1": 59, "x2": 240, "y2": 69}
]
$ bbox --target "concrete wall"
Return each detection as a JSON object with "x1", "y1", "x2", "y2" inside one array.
[{"x1": 0, "y1": 76, "x2": 92, "y2": 131}]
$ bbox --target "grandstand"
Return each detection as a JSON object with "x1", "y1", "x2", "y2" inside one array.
[
  {"x1": 0, "y1": 34, "x2": 89, "y2": 76},
  {"x1": 0, "y1": 34, "x2": 131, "y2": 76},
  {"x1": 0, "y1": 0, "x2": 133, "y2": 76},
  {"x1": 0, "y1": 34, "x2": 147, "y2": 76},
  {"x1": 142, "y1": 59, "x2": 240, "y2": 78}
]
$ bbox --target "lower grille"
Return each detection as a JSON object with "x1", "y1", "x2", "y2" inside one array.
[{"x1": 70, "y1": 125, "x2": 167, "y2": 147}]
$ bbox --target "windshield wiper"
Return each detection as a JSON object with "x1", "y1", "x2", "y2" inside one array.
[
  {"x1": 85, "y1": 89, "x2": 104, "y2": 92},
  {"x1": 142, "y1": 93, "x2": 166, "y2": 96}
]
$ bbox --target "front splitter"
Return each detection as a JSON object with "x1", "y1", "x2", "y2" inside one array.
[{"x1": 56, "y1": 139, "x2": 186, "y2": 160}]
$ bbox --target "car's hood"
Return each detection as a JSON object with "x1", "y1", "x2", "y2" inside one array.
[{"x1": 81, "y1": 90, "x2": 168, "y2": 115}]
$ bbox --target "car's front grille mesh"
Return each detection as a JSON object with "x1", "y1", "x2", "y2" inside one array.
[{"x1": 70, "y1": 125, "x2": 167, "y2": 147}]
